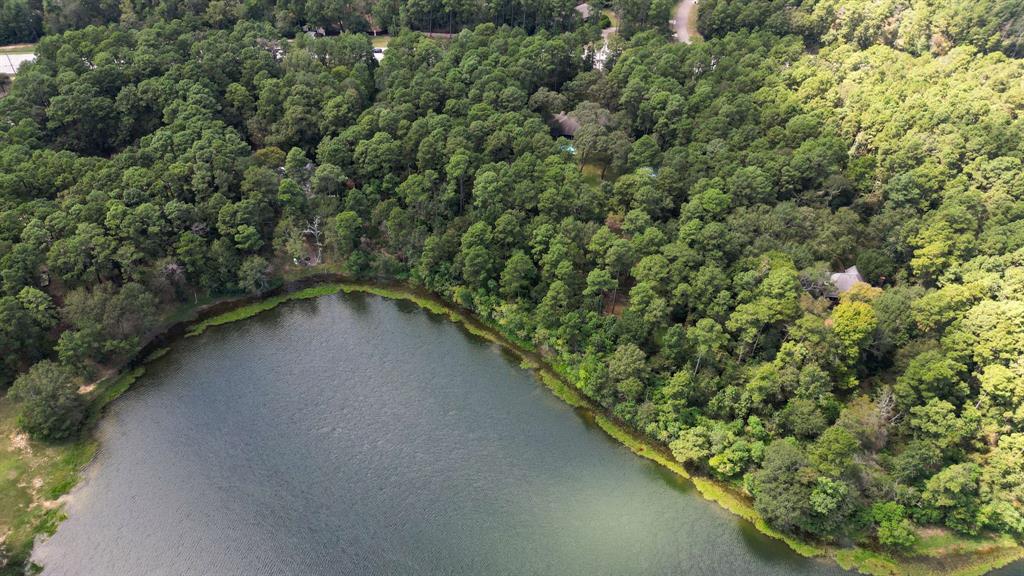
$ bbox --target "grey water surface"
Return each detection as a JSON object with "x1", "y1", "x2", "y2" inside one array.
[{"x1": 35, "y1": 292, "x2": 855, "y2": 576}]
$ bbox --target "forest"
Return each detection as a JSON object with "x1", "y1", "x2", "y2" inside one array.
[
  {"x1": 0, "y1": 0, "x2": 663, "y2": 43},
  {"x1": 2, "y1": 0, "x2": 1024, "y2": 571}
]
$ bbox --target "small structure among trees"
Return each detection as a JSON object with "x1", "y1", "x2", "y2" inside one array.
[
  {"x1": 830, "y1": 265, "x2": 866, "y2": 297},
  {"x1": 551, "y1": 111, "x2": 579, "y2": 138}
]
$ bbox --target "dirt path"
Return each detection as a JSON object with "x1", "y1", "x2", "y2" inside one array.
[
  {"x1": 0, "y1": 43, "x2": 35, "y2": 53},
  {"x1": 673, "y1": 0, "x2": 700, "y2": 43}
]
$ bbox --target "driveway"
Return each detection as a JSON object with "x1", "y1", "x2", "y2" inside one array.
[{"x1": 673, "y1": 0, "x2": 700, "y2": 43}]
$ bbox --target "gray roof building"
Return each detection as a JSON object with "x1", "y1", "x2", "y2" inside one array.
[
  {"x1": 830, "y1": 265, "x2": 865, "y2": 296},
  {"x1": 552, "y1": 112, "x2": 580, "y2": 137}
]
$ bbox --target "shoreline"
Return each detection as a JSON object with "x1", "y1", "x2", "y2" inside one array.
[
  {"x1": 327, "y1": 283, "x2": 1024, "y2": 576},
  {"x1": 6, "y1": 275, "x2": 1023, "y2": 576}
]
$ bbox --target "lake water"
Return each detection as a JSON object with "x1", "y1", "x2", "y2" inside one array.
[{"x1": 34, "y1": 292, "x2": 855, "y2": 575}]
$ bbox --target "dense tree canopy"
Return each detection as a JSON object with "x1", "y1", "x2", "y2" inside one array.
[
  {"x1": 0, "y1": 0, "x2": 609, "y2": 44},
  {"x1": 699, "y1": 0, "x2": 1024, "y2": 56}
]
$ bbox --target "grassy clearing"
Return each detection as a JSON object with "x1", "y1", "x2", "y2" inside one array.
[
  {"x1": 836, "y1": 541, "x2": 1024, "y2": 576},
  {"x1": 836, "y1": 548, "x2": 904, "y2": 575},
  {"x1": 0, "y1": 405, "x2": 33, "y2": 559},
  {"x1": 0, "y1": 408, "x2": 97, "y2": 573},
  {"x1": 371, "y1": 34, "x2": 390, "y2": 48},
  {"x1": 581, "y1": 163, "x2": 604, "y2": 185},
  {"x1": 913, "y1": 531, "x2": 1020, "y2": 558},
  {"x1": 828, "y1": 522, "x2": 1024, "y2": 575}
]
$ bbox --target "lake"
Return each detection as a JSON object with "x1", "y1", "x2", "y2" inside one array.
[{"x1": 34, "y1": 291, "x2": 854, "y2": 575}]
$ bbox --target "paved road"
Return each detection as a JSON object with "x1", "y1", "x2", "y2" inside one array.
[
  {"x1": 0, "y1": 52, "x2": 34, "y2": 75},
  {"x1": 673, "y1": 0, "x2": 700, "y2": 43}
]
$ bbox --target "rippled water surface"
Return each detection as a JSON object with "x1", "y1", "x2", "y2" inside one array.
[{"x1": 35, "y1": 292, "x2": 855, "y2": 576}]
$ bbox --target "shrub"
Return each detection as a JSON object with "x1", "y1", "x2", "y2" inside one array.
[{"x1": 9, "y1": 361, "x2": 86, "y2": 442}]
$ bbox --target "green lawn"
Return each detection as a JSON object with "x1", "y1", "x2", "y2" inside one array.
[
  {"x1": 581, "y1": 162, "x2": 604, "y2": 184},
  {"x1": 0, "y1": 396, "x2": 97, "y2": 573}
]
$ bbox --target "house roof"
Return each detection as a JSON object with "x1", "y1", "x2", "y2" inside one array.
[
  {"x1": 552, "y1": 112, "x2": 579, "y2": 137},
  {"x1": 830, "y1": 265, "x2": 865, "y2": 295},
  {"x1": 575, "y1": 2, "x2": 592, "y2": 18}
]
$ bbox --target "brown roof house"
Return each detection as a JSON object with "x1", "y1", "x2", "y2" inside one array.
[{"x1": 575, "y1": 2, "x2": 593, "y2": 19}]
